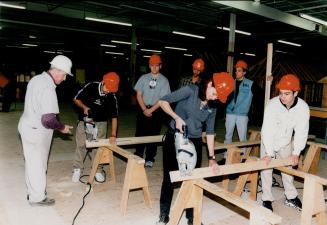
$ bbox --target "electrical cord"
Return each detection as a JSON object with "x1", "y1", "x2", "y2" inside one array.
[
  {"x1": 71, "y1": 169, "x2": 106, "y2": 225},
  {"x1": 72, "y1": 182, "x2": 92, "y2": 225}
]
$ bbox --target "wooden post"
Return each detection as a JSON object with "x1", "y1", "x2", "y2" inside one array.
[
  {"x1": 301, "y1": 175, "x2": 327, "y2": 225},
  {"x1": 88, "y1": 147, "x2": 116, "y2": 184},
  {"x1": 167, "y1": 180, "x2": 203, "y2": 225},
  {"x1": 264, "y1": 43, "x2": 273, "y2": 108},
  {"x1": 121, "y1": 157, "x2": 152, "y2": 215},
  {"x1": 222, "y1": 147, "x2": 241, "y2": 190}
]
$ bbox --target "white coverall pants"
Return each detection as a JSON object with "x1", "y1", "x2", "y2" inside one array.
[
  {"x1": 260, "y1": 143, "x2": 298, "y2": 201},
  {"x1": 18, "y1": 122, "x2": 53, "y2": 203}
]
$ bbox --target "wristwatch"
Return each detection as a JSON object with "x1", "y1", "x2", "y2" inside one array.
[{"x1": 208, "y1": 155, "x2": 216, "y2": 160}]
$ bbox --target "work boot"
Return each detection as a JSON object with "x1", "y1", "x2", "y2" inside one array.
[
  {"x1": 156, "y1": 214, "x2": 169, "y2": 225},
  {"x1": 262, "y1": 200, "x2": 273, "y2": 211},
  {"x1": 29, "y1": 198, "x2": 55, "y2": 206},
  {"x1": 285, "y1": 196, "x2": 302, "y2": 211}
]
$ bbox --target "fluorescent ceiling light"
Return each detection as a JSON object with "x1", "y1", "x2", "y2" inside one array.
[
  {"x1": 6, "y1": 45, "x2": 29, "y2": 49},
  {"x1": 43, "y1": 51, "x2": 56, "y2": 54},
  {"x1": 111, "y1": 40, "x2": 139, "y2": 45},
  {"x1": 29, "y1": 35, "x2": 37, "y2": 39},
  {"x1": 143, "y1": 55, "x2": 151, "y2": 58},
  {"x1": 22, "y1": 43, "x2": 38, "y2": 47},
  {"x1": 277, "y1": 40, "x2": 301, "y2": 47},
  {"x1": 184, "y1": 54, "x2": 193, "y2": 57},
  {"x1": 172, "y1": 31, "x2": 205, "y2": 39},
  {"x1": 275, "y1": 50, "x2": 288, "y2": 54},
  {"x1": 105, "y1": 51, "x2": 124, "y2": 55},
  {"x1": 140, "y1": 48, "x2": 162, "y2": 53},
  {"x1": 85, "y1": 17, "x2": 132, "y2": 27},
  {"x1": 244, "y1": 52, "x2": 256, "y2": 56},
  {"x1": 100, "y1": 44, "x2": 116, "y2": 47},
  {"x1": 217, "y1": 26, "x2": 251, "y2": 36},
  {"x1": 299, "y1": 13, "x2": 327, "y2": 26},
  {"x1": 165, "y1": 46, "x2": 187, "y2": 51},
  {"x1": 0, "y1": 2, "x2": 26, "y2": 9}
]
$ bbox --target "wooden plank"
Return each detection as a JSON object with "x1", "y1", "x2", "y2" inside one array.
[
  {"x1": 170, "y1": 158, "x2": 292, "y2": 182},
  {"x1": 310, "y1": 108, "x2": 327, "y2": 119},
  {"x1": 86, "y1": 135, "x2": 164, "y2": 148},
  {"x1": 214, "y1": 140, "x2": 261, "y2": 150},
  {"x1": 264, "y1": 43, "x2": 273, "y2": 108},
  {"x1": 307, "y1": 141, "x2": 327, "y2": 149},
  {"x1": 195, "y1": 179, "x2": 282, "y2": 224},
  {"x1": 276, "y1": 167, "x2": 327, "y2": 185}
]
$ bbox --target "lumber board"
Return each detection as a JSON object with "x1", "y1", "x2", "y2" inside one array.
[
  {"x1": 276, "y1": 167, "x2": 327, "y2": 185},
  {"x1": 194, "y1": 179, "x2": 282, "y2": 224},
  {"x1": 214, "y1": 140, "x2": 260, "y2": 150},
  {"x1": 307, "y1": 141, "x2": 327, "y2": 149},
  {"x1": 170, "y1": 158, "x2": 292, "y2": 182},
  {"x1": 86, "y1": 135, "x2": 164, "y2": 148}
]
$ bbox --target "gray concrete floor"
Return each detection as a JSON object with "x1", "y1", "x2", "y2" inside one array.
[{"x1": 0, "y1": 103, "x2": 326, "y2": 225}]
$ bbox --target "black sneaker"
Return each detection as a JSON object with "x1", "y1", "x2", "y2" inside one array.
[
  {"x1": 285, "y1": 196, "x2": 302, "y2": 211},
  {"x1": 187, "y1": 218, "x2": 204, "y2": 225},
  {"x1": 262, "y1": 201, "x2": 273, "y2": 211},
  {"x1": 29, "y1": 197, "x2": 55, "y2": 206},
  {"x1": 156, "y1": 214, "x2": 169, "y2": 225}
]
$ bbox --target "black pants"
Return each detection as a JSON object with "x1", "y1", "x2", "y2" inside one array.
[
  {"x1": 159, "y1": 131, "x2": 202, "y2": 219},
  {"x1": 134, "y1": 107, "x2": 163, "y2": 162}
]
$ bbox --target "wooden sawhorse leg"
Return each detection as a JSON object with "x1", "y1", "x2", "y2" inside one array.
[
  {"x1": 88, "y1": 147, "x2": 116, "y2": 184},
  {"x1": 120, "y1": 156, "x2": 152, "y2": 215},
  {"x1": 222, "y1": 147, "x2": 242, "y2": 190},
  {"x1": 299, "y1": 144, "x2": 321, "y2": 174},
  {"x1": 301, "y1": 175, "x2": 326, "y2": 225},
  {"x1": 167, "y1": 180, "x2": 203, "y2": 225}
]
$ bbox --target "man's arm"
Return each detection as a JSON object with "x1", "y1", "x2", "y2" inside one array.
[
  {"x1": 109, "y1": 117, "x2": 118, "y2": 144},
  {"x1": 73, "y1": 99, "x2": 90, "y2": 115}
]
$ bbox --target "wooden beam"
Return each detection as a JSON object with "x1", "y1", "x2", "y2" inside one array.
[
  {"x1": 307, "y1": 141, "x2": 327, "y2": 149},
  {"x1": 264, "y1": 43, "x2": 273, "y2": 107},
  {"x1": 194, "y1": 179, "x2": 282, "y2": 224},
  {"x1": 276, "y1": 167, "x2": 327, "y2": 185},
  {"x1": 214, "y1": 140, "x2": 260, "y2": 150},
  {"x1": 86, "y1": 135, "x2": 164, "y2": 148},
  {"x1": 170, "y1": 158, "x2": 292, "y2": 182}
]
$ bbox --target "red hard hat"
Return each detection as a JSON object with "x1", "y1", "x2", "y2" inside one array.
[
  {"x1": 212, "y1": 72, "x2": 235, "y2": 103},
  {"x1": 192, "y1": 58, "x2": 205, "y2": 72},
  {"x1": 277, "y1": 74, "x2": 300, "y2": 91},
  {"x1": 103, "y1": 72, "x2": 120, "y2": 93},
  {"x1": 149, "y1": 54, "x2": 162, "y2": 65},
  {"x1": 235, "y1": 60, "x2": 248, "y2": 70}
]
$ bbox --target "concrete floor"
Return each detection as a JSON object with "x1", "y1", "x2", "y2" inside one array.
[{"x1": 0, "y1": 103, "x2": 326, "y2": 225}]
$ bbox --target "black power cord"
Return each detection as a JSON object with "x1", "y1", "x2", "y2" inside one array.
[
  {"x1": 71, "y1": 170, "x2": 106, "y2": 225},
  {"x1": 72, "y1": 182, "x2": 92, "y2": 225}
]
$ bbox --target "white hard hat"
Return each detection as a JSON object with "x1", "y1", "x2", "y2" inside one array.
[{"x1": 49, "y1": 55, "x2": 73, "y2": 76}]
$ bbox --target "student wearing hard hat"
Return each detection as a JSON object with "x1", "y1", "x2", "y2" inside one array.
[
  {"x1": 221, "y1": 60, "x2": 254, "y2": 163},
  {"x1": 18, "y1": 55, "x2": 74, "y2": 206},
  {"x1": 133, "y1": 54, "x2": 171, "y2": 168},
  {"x1": 260, "y1": 74, "x2": 309, "y2": 212},
  {"x1": 156, "y1": 72, "x2": 234, "y2": 225},
  {"x1": 179, "y1": 58, "x2": 205, "y2": 88},
  {"x1": 71, "y1": 72, "x2": 120, "y2": 183}
]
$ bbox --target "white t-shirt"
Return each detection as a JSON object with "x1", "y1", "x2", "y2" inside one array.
[{"x1": 261, "y1": 96, "x2": 310, "y2": 156}]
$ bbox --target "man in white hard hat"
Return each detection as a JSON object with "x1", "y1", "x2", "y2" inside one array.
[{"x1": 18, "y1": 55, "x2": 73, "y2": 206}]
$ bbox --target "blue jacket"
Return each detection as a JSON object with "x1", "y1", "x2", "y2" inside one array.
[{"x1": 226, "y1": 78, "x2": 253, "y2": 116}]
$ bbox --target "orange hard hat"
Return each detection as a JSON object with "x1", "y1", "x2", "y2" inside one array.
[
  {"x1": 235, "y1": 60, "x2": 248, "y2": 70},
  {"x1": 149, "y1": 54, "x2": 162, "y2": 65},
  {"x1": 103, "y1": 72, "x2": 120, "y2": 93},
  {"x1": 277, "y1": 74, "x2": 300, "y2": 91},
  {"x1": 192, "y1": 58, "x2": 205, "y2": 72},
  {"x1": 212, "y1": 72, "x2": 235, "y2": 103}
]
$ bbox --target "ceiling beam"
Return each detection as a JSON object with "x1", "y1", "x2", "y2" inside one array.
[{"x1": 214, "y1": 1, "x2": 327, "y2": 36}]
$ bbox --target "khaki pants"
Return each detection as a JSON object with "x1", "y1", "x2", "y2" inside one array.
[
  {"x1": 73, "y1": 121, "x2": 107, "y2": 172},
  {"x1": 260, "y1": 143, "x2": 298, "y2": 201}
]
